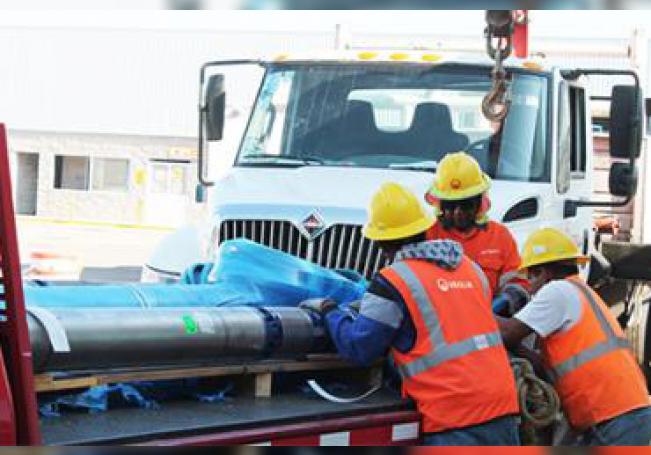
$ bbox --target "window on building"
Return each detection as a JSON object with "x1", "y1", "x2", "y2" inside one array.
[
  {"x1": 54, "y1": 155, "x2": 130, "y2": 192},
  {"x1": 54, "y1": 155, "x2": 90, "y2": 190},
  {"x1": 92, "y1": 158, "x2": 129, "y2": 191}
]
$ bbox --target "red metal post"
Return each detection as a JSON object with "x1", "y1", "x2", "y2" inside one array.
[
  {"x1": 0, "y1": 124, "x2": 42, "y2": 444},
  {"x1": 512, "y1": 10, "x2": 529, "y2": 59}
]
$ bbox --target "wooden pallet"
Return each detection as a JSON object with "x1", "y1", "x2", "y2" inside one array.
[{"x1": 34, "y1": 354, "x2": 382, "y2": 398}]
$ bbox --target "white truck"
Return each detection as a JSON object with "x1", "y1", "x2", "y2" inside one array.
[{"x1": 143, "y1": 21, "x2": 649, "y2": 380}]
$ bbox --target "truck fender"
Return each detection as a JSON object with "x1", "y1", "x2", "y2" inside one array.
[{"x1": 141, "y1": 225, "x2": 207, "y2": 282}]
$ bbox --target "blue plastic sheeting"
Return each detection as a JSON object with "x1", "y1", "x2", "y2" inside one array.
[
  {"x1": 23, "y1": 283, "x2": 257, "y2": 309},
  {"x1": 39, "y1": 379, "x2": 234, "y2": 417},
  {"x1": 40, "y1": 383, "x2": 158, "y2": 417},
  {"x1": 22, "y1": 239, "x2": 367, "y2": 309},
  {"x1": 208, "y1": 239, "x2": 367, "y2": 306}
]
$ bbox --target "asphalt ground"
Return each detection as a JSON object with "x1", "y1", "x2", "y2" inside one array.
[{"x1": 16, "y1": 217, "x2": 173, "y2": 282}]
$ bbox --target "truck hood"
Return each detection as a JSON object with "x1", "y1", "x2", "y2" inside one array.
[{"x1": 212, "y1": 166, "x2": 547, "y2": 238}]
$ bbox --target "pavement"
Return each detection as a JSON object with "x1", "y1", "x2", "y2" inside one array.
[{"x1": 16, "y1": 217, "x2": 174, "y2": 282}]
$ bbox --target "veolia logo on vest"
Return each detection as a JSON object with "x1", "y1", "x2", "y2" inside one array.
[{"x1": 436, "y1": 278, "x2": 474, "y2": 292}]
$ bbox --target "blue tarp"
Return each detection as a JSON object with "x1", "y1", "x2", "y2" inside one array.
[
  {"x1": 39, "y1": 380, "x2": 234, "y2": 417},
  {"x1": 23, "y1": 239, "x2": 367, "y2": 309},
  {"x1": 207, "y1": 239, "x2": 367, "y2": 306}
]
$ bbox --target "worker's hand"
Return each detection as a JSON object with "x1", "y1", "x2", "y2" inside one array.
[
  {"x1": 299, "y1": 298, "x2": 338, "y2": 317},
  {"x1": 347, "y1": 300, "x2": 362, "y2": 313}
]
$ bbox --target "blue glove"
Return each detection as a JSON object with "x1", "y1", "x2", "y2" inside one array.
[{"x1": 492, "y1": 294, "x2": 510, "y2": 314}]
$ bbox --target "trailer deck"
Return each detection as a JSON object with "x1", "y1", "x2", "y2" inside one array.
[{"x1": 41, "y1": 388, "x2": 412, "y2": 445}]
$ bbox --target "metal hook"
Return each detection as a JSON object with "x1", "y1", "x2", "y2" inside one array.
[{"x1": 482, "y1": 47, "x2": 512, "y2": 122}]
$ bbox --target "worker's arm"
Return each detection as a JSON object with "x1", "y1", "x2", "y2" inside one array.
[
  {"x1": 494, "y1": 226, "x2": 531, "y2": 315},
  {"x1": 325, "y1": 275, "x2": 413, "y2": 367},
  {"x1": 497, "y1": 316, "x2": 534, "y2": 351},
  {"x1": 500, "y1": 280, "x2": 578, "y2": 351}
]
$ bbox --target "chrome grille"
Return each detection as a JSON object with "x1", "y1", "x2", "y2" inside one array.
[{"x1": 219, "y1": 220, "x2": 387, "y2": 279}]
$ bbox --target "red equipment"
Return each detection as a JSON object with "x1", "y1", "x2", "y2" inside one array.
[{"x1": 0, "y1": 123, "x2": 41, "y2": 444}]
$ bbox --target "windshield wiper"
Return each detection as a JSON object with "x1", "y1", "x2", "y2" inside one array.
[
  {"x1": 389, "y1": 161, "x2": 438, "y2": 172},
  {"x1": 240, "y1": 154, "x2": 324, "y2": 166}
]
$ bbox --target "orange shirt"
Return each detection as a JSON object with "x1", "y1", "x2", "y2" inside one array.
[{"x1": 426, "y1": 220, "x2": 526, "y2": 296}]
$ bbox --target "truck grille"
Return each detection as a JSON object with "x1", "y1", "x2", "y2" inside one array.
[{"x1": 219, "y1": 220, "x2": 387, "y2": 280}]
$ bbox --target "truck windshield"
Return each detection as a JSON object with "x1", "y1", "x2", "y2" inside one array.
[{"x1": 237, "y1": 63, "x2": 549, "y2": 182}]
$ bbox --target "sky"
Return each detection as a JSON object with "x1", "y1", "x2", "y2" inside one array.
[{"x1": 0, "y1": 10, "x2": 647, "y2": 40}]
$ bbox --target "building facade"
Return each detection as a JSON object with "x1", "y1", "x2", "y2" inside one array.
[{"x1": 9, "y1": 130, "x2": 206, "y2": 226}]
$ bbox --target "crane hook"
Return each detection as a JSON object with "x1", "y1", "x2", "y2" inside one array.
[{"x1": 482, "y1": 46, "x2": 511, "y2": 122}]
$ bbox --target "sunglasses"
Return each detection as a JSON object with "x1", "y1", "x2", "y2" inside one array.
[{"x1": 440, "y1": 198, "x2": 479, "y2": 212}]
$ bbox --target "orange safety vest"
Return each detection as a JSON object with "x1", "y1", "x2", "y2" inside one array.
[
  {"x1": 426, "y1": 221, "x2": 529, "y2": 297},
  {"x1": 381, "y1": 256, "x2": 519, "y2": 433},
  {"x1": 542, "y1": 276, "x2": 650, "y2": 430}
]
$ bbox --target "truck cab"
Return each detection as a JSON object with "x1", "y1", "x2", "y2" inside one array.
[{"x1": 144, "y1": 50, "x2": 640, "y2": 283}]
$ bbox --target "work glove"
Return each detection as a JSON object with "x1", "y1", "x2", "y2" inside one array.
[
  {"x1": 493, "y1": 287, "x2": 530, "y2": 317},
  {"x1": 298, "y1": 298, "x2": 338, "y2": 317},
  {"x1": 492, "y1": 294, "x2": 511, "y2": 315}
]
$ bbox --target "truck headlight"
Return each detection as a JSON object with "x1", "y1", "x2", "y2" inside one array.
[{"x1": 140, "y1": 264, "x2": 180, "y2": 284}]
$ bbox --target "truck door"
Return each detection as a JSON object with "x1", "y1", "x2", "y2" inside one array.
[
  {"x1": 557, "y1": 80, "x2": 593, "y2": 254},
  {"x1": 145, "y1": 159, "x2": 192, "y2": 228}
]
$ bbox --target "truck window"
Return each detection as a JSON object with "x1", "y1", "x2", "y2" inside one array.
[
  {"x1": 570, "y1": 86, "x2": 587, "y2": 178},
  {"x1": 237, "y1": 64, "x2": 550, "y2": 183},
  {"x1": 557, "y1": 82, "x2": 571, "y2": 194}
]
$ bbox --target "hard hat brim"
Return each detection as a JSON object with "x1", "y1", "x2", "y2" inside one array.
[
  {"x1": 426, "y1": 173, "x2": 491, "y2": 202},
  {"x1": 363, "y1": 215, "x2": 435, "y2": 241},
  {"x1": 519, "y1": 254, "x2": 590, "y2": 271}
]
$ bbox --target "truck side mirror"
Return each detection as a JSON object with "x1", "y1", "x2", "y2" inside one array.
[
  {"x1": 609, "y1": 85, "x2": 643, "y2": 159},
  {"x1": 609, "y1": 162, "x2": 638, "y2": 197},
  {"x1": 205, "y1": 74, "x2": 226, "y2": 141}
]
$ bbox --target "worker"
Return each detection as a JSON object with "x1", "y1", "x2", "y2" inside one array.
[
  {"x1": 301, "y1": 182, "x2": 520, "y2": 446},
  {"x1": 424, "y1": 151, "x2": 529, "y2": 315},
  {"x1": 498, "y1": 227, "x2": 651, "y2": 446}
]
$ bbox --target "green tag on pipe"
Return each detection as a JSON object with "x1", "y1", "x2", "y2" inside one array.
[{"x1": 182, "y1": 315, "x2": 198, "y2": 335}]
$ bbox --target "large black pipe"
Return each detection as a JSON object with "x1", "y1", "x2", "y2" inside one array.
[{"x1": 27, "y1": 306, "x2": 328, "y2": 373}]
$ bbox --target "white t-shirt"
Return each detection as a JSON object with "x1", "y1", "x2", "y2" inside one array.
[{"x1": 514, "y1": 280, "x2": 584, "y2": 337}]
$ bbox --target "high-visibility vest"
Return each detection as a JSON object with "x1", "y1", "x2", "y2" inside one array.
[
  {"x1": 426, "y1": 221, "x2": 529, "y2": 297},
  {"x1": 381, "y1": 256, "x2": 519, "y2": 433},
  {"x1": 542, "y1": 276, "x2": 650, "y2": 429}
]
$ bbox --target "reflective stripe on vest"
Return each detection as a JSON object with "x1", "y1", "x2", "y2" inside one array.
[
  {"x1": 391, "y1": 261, "x2": 503, "y2": 379},
  {"x1": 470, "y1": 261, "x2": 491, "y2": 301},
  {"x1": 497, "y1": 270, "x2": 527, "y2": 290},
  {"x1": 551, "y1": 279, "x2": 633, "y2": 382}
]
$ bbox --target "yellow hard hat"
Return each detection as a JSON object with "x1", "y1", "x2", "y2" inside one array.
[
  {"x1": 425, "y1": 151, "x2": 491, "y2": 202},
  {"x1": 363, "y1": 182, "x2": 435, "y2": 241},
  {"x1": 520, "y1": 227, "x2": 590, "y2": 270}
]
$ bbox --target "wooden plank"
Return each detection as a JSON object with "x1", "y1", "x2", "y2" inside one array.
[
  {"x1": 33, "y1": 355, "x2": 358, "y2": 393},
  {"x1": 255, "y1": 373, "x2": 273, "y2": 398},
  {"x1": 34, "y1": 374, "x2": 98, "y2": 393}
]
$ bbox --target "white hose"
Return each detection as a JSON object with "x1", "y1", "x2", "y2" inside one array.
[{"x1": 307, "y1": 379, "x2": 381, "y2": 403}]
